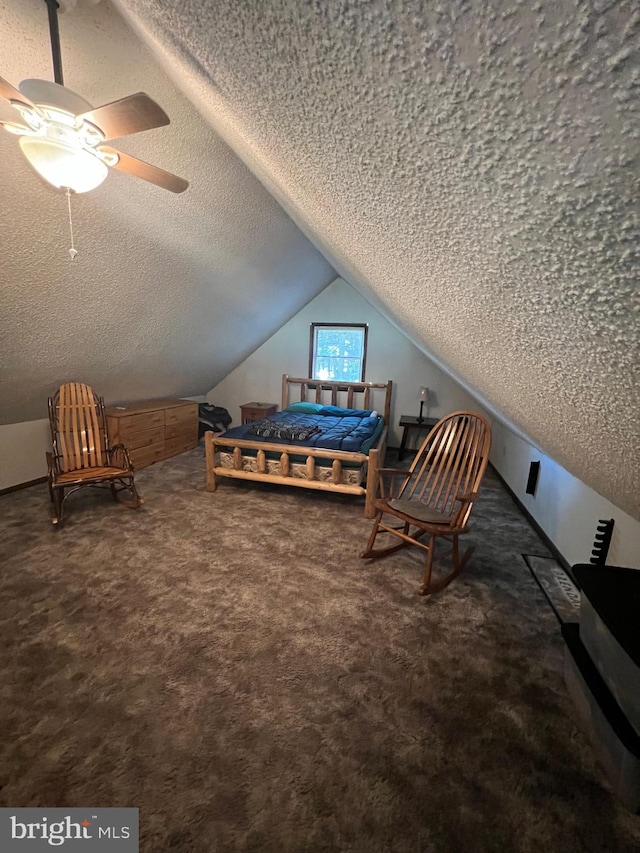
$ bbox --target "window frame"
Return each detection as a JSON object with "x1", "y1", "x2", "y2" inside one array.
[{"x1": 308, "y1": 323, "x2": 369, "y2": 383}]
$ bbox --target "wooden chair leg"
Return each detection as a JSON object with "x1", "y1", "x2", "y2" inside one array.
[
  {"x1": 116, "y1": 478, "x2": 144, "y2": 509},
  {"x1": 421, "y1": 535, "x2": 474, "y2": 595},
  {"x1": 361, "y1": 512, "x2": 383, "y2": 557},
  {"x1": 129, "y1": 480, "x2": 144, "y2": 507},
  {"x1": 361, "y1": 513, "x2": 414, "y2": 560},
  {"x1": 364, "y1": 517, "x2": 422, "y2": 561},
  {"x1": 51, "y1": 487, "x2": 63, "y2": 526},
  {"x1": 452, "y1": 535, "x2": 459, "y2": 571},
  {"x1": 420, "y1": 534, "x2": 436, "y2": 594},
  {"x1": 458, "y1": 542, "x2": 475, "y2": 573}
]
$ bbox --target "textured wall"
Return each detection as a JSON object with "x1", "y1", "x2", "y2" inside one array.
[
  {"x1": 0, "y1": 0, "x2": 334, "y2": 422},
  {"x1": 114, "y1": 0, "x2": 640, "y2": 520}
]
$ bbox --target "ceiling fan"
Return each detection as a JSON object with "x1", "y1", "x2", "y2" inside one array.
[{"x1": 0, "y1": 0, "x2": 188, "y2": 195}]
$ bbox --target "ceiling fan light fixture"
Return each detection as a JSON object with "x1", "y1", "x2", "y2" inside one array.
[
  {"x1": 14, "y1": 104, "x2": 47, "y2": 132},
  {"x1": 19, "y1": 135, "x2": 109, "y2": 193},
  {"x1": 1, "y1": 9, "x2": 188, "y2": 197}
]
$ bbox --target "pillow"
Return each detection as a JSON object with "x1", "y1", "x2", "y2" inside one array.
[
  {"x1": 285, "y1": 401, "x2": 324, "y2": 414},
  {"x1": 318, "y1": 405, "x2": 375, "y2": 418}
]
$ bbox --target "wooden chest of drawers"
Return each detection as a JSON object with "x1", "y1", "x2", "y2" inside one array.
[{"x1": 106, "y1": 399, "x2": 199, "y2": 469}]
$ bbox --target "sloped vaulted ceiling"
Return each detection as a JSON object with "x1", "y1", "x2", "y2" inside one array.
[
  {"x1": 0, "y1": 0, "x2": 335, "y2": 422},
  {"x1": 113, "y1": 0, "x2": 639, "y2": 520}
]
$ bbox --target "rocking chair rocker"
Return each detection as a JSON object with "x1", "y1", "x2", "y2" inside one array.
[
  {"x1": 361, "y1": 411, "x2": 492, "y2": 595},
  {"x1": 46, "y1": 382, "x2": 143, "y2": 526}
]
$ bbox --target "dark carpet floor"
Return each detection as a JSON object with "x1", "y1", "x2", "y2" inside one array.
[{"x1": 1, "y1": 449, "x2": 639, "y2": 852}]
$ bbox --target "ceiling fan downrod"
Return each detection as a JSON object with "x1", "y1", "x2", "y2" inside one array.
[{"x1": 44, "y1": 0, "x2": 64, "y2": 85}]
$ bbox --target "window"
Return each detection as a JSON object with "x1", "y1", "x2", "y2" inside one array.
[{"x1": 309, "y1": 323, "x2": 368, "y2": 382}]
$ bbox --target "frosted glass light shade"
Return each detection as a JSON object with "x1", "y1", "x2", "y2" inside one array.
[
  {"x1": 418, "y1": 386, "x2": 428, "y2": 401},
  {"x1": 19, "y1": 136, "x2": 109, "y2": 193}
]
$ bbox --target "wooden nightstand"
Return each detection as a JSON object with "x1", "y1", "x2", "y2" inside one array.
[
  {"x1": 240, "y1": 402, "x2": 278, "y2": 424},
  {"x1": 398, "y1": 415, "x2": 439, "y2": 461}
]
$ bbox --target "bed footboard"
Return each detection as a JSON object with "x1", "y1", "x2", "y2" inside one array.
[{"x1": 205, "y1": 428, "x2": 386, "y2": 518}]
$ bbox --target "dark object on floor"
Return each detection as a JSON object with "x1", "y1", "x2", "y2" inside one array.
[
  {"x1": 522, "y1": 554, "x2": 580, "y2": 625},
  {"x1": 362, "y1": 411, "x2": 492, "y2": 595},
  {"x1": 590, "y1": 518, "x2": 615, "y2": 565},
  {"x1": 563, "y1": 564, "x2": 640, "y2": 813},
  {"x1": 47, "y1": 382, "x2": 143, "y2": 526},
  {"x1": 198, "y1": 403, "x2": 232, "y2": 438}
]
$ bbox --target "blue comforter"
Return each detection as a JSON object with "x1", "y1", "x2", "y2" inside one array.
[{"x1": 223, "y1": 407, "x2": 383, "y2": 453}]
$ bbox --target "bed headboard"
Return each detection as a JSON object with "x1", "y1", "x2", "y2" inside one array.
[{"x1": 281, "y1": 375, "x2": 393, "y2": 425}]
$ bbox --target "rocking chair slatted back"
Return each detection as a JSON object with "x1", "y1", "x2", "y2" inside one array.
[
  {"x1": 403, "y1": 413, "x2": 491, "y2": 528},
  {"x1": 52, "y1": 382, "x2": 107, "y2": 472},
  {"x1": 46, "y1": 381, "x2": 143, "y2": 526},
  {"x1": 362, "y1": 410, "x2": 492, "y2": 595}
]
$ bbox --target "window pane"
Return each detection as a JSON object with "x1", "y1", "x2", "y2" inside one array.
[
  {"x1": 311, "y1": 325, "x2": 366, "y2": 381},
  {"x1": 315, "y1": 356, "x2": 362, "y2": 382}
]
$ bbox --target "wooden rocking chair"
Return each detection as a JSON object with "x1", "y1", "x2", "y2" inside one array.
[
  {"x1": 361, "y1": 411, "x2": 492, "y2": 595},
  {"x1": 46, "y1": 382, "x2": 143, "y2": 526}
]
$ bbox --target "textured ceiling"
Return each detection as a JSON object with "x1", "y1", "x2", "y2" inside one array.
[
  {"x1": 0, "y1": 0, "x2": 334, "y2": 422},
  {"x1": 112, "y1": 0, "x2": 640, "y2": 520},
  {"x1": 1, "y1": 0, "x2": 638, "y2": 521}
]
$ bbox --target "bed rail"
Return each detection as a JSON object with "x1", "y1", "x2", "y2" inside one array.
[{"x1": 205, "y1": 427, "x2": 388, "y2": 518}]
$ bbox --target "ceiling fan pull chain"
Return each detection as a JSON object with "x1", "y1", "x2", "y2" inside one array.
[{"x1": 66, "y1": 187, "x2": 78, "y2": 260}]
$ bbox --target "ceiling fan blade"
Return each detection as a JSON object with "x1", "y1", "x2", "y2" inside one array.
[
  {"x1": 0, "y1": 75, "x2": 38, "y2": 110},
  {"x1": 0, "y1": 120, "x2": 31, "y2": 136},
  {"x1": 101, "y1": 146, "x2": 188, "y2": 193},
  {"x1": 77, "y1": 93, "x2": 170, "y2": 140}
]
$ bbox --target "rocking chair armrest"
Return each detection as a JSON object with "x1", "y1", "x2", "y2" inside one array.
[
  {"x1": 108, "y1": 443, "x2": 134, "y2": 470},
  {"x1": 377, "y1": 467, "x2": 413, "y2": 499},
  {"x1": 455, "y1": 490, "x2": 478, "y2": 504},
  {"x1": 450, "y1": 491, "x2": 480, "y2": 526}
]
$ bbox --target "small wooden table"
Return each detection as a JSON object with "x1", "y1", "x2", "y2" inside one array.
[
  {"x1": 398, "y1": 415, "x2": 439, "y2": 460},
  {"x1": 240, "y1": 402, "x2": 278, "y2": 424}
]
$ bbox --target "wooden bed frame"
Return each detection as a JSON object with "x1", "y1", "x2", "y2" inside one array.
[{"x1": 205, "y1": 375, "x2": 393, "y2": 517}]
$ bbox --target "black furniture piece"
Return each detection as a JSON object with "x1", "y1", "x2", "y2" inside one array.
[{"x1": 563, "y1": 564, "x2": 640, "y2": 812}]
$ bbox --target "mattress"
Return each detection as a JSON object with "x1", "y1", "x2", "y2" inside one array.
[{"x1": 221, "y1": 404, "x2": 384, "y2": 455}]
